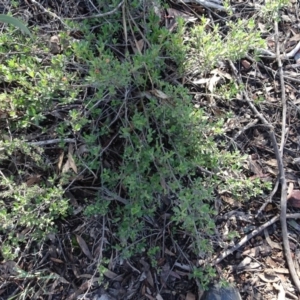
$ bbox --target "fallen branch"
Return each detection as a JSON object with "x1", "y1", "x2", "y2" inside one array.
[
  {"x1": 257, "y1": 40, "x2": 300, "y2": 59},
  {"x1": 214, "y1": 213, "x2": 300, "y2": 265}
]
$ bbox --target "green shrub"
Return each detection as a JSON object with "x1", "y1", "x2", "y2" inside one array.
[
  {"x1": 187, "y1": 17, "x2": 266, "y2": 73},
  {"x1": 0, "y1": 0, "x2": 274, "y2": 288}
]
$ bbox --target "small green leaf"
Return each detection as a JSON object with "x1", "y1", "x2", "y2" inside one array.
[{"x1": 0, "y1": 14, "x2": 31, "y2": 36}]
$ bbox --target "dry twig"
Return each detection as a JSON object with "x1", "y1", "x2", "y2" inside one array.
[
  {"x1": 30, "y1": 0, "x2": 69, "y2": 27},
  {"x1": 66, "y1": 0, "x2": 126, "y2": 20},
  {"x1": 274, "y1": 19, "x2": 300, "y2": 293},
  {"x1": 27, "y1": 138, "x2": 76, "y2": 146},
  {"x1": 179, "y1": 0, "x2": 231, "y2": 12},
  {"x1": 214, "y1": 213, "x2": 300, "y2": 265},
  {"x1": 257, "y1": 40, "x2": 300, "y2": 59}
]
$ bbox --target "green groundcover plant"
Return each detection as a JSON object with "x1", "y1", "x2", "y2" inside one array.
[{"x1": 0, "y1": 0, "x2": 279, "y2": 287}]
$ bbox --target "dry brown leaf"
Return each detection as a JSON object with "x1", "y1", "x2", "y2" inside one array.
[
  {"x1": 103, "y1": 268, "x2": 122, "y2": 281},
  {"x1": 220, "y1": 194, "x2": 241, "y2": 207},
  {"x1": 140, "y1": 258, "x2": 152, "y2": 285},
  {"x1": 264, "y1": 229, "x2": 282, "y2": 250},
  {"x1": 71, "y1": 264, "x2": 80, "y2": 278},
  {"x1": 68, "y1": 152, "x2": 78, "y2": 174},
  {"x1": 166, "y1": 8, "x2": 191, "y2": 19},
  {"x1": 237, "y1": 257, "x2": 253, "y2": 270},
  {"x1": 131, "y1": 39, "x2": 144, "y2": 54},
  {"x1": 150, "y1": 89, "x2": 169, "y2": 99},
  {"x1": 26, "y1": 174, "x2": 42, "y2": 186},
  {"x1": 78, "y1": 277, "x2": 99, "y2": 291},
  {"x1": 78, "y1": 274, "x2": 92, "y2": 278},
  {"x1": 174, "y1": 262, "x2": 192, "y2": 271},
  {"x1": 258, "y1": 22, "x2": 268, "y2": 33},
  {"x1": 147, "y1": 270, "x2": 154, "y2": 287},
  {"x1": 160, "y1": 263, "x2": 170, "y2": 287},
  {"x1": 287, "y1": 190, "x2": 300, "y2": 208},
  {"x1": 265, "y1": 257, "x2": 278, "y2": 268},
  {"x1": 207, "y1": 73, "x2": 221, "y2": 93},
  {"x1": 156, "y1": 294, "x2": 164, "y2": 300},
  {"x1": 287, "y1": 182, "x2": 294, "y2": 198},
  {"x1": 50, "y1": 257, "x2": 64, "y2": 264},
  {"x1": 47, "y1": 278, "x2": 60, "y2": 298},
  {"x1": 145, "y1": 294, "x2": 156, "y2": 300},
  {"x1": 210, "y1": 69, "x2": 232, "y2": 80},
  {"x1": 58, "y1": 276, "x2": 70, "y2": 284},
  {"x1": 57, "y1": 151, "x2": 64, "y2": 172},
  {"x1": 165, "y1": 8, "x2": 196, "y2": 31},
  {"x1": 241, "y1": 59, "x2": 251, "y2": 69},
  {"x1": 139, "y1": 271, "x2": 148, "y2": 281},
  {"x1": 258, "y1": 273, "x2": 278, "y2": 283},
  {"x1": 248, "y1": 156, "x2": 263, "y2": 175},
  {"x1": 265, "y1": 268, "x2": 289, "y2": 274},
  {"x1": 64, "y1": 191, "x2": 79, "y2": 207},
  {"x1": 264, "y1": 165, "x2": 277, "y2": 176},
  {"x1": 185, "y1": 292, "x2": 196, "y2": 300},
  {"x1": 265, "y1": 159, "x2": 278, "y2": 167},
  {"x1": 160, "y1": 263, "x2": 181, "y2": 286},
  {"x1": 62, "y1": 159, "x2": 70, "y2": 173},
  {"x1": 290, "y1": 34, "x2": 300, "y2": 42},
  {"x1": 265, "y1": 203, "x2": 275, "y2": 212},
  {"x1": 164, "y1": 248, "x2": 175, "y2": 256},
  {"x1": 62, "y1": 144, "x2": 78, "y2": 174},
  {"x1": 175, "y1": 270, "x2": 189, "y2": 276},
  {"x1": 273, "y1": 283, "x2": 285, "y2": 300},
  {"x1": 76, "y1": 235, "x2": 93, "y2": 259},
  {"x1": 139, "y1": 91, "x2": 153, "y2": 100}
]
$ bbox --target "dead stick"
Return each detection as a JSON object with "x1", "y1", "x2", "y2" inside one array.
[
  {"x1": 274, "y1": 19, "x2": 300, "y2": 292},
  {"x1": 214, "y1": 213, "x2": 300, "y2": 265},
  {"x1": 66, "y1": 0, "x2": 125, "y2": 20}
]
